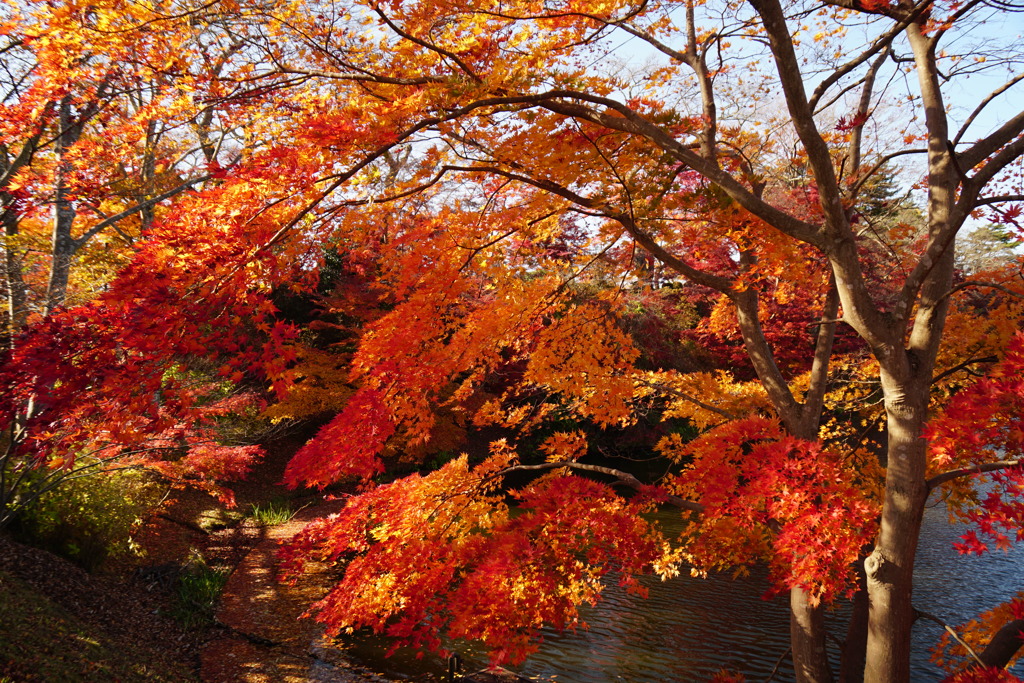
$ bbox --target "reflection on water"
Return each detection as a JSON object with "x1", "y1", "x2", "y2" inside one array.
[{"x1": 337, "y1": 502, "x2": 1024, "y2": 681}]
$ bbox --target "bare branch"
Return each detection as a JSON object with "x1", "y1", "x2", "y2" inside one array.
[
  {"x1": 730, "y1": 286, "x2": 804, "y2": 431},
  {"x1": 83, "y1": 0, "x2": 220, "y2": 34},
  {"x1": 500, "y1": 461, "x2": 705, "y2": 512},
  {"x1": 974, "y1": 194, "x2": 1024, "y2": 206},
  {"x1": 959, "y1": 108, "x2": 1024, "y2": 173},
  {"x1": 944, "y1": 279, "x2": 1024, "y2": 302},
  {"x1": 439, "y1": 163, "x2": 737, "y2": 291},
  {"x1": 72, "y1": 173, "x2": 212, "y2": 249},
  {"x1": 848, "y1": 50, "x2": 890, "y2": 176},
  {"x1": 967, "y1": 128, "x2": 1024, "y2": 191},
  {"x1": 640, "y1": 380, "x2": 739, "y2": 421},
  {"x1": 808, "y1": 14, "x2": 916, "y2": 114},
  {"x1": 534, "y1": 94, "x2": 824, "y2": 247},
  {"x1": 894, "y1": 226, "x2": 962, "y2": 330},
  {"x1": 953, "y1": 73, "x2": 1024, "y2": 147},
  {"x1": 610, "y1": 19, "x2": 687, "y2": 63},
  {"x1": 926, "y1": 460, "x2": 1023, "y2": 491},
  {"x1": 800, "y1": 275, "x2": 839, "y2": 435},
  {"x1": 914, "y1": 610, "x2": 987, "y2": 668},
  {"x1": 0, "y1": 122, "x2": 49, "y2": 189},
  {"x1": 850, "y1": 149, "x2": 928, "y2": 198},
  {"x1": 274, "y1": 65, "x2": 443, "y2": 86},
  {"x1": 930, "y1": 355, "x2": 997, "y2": 385},
  {"x1": 747, "y1": 0, "x2": 845, "y2": 236},
  {"x1": 371, "y1": 5, "x2": 482, "y2": 83}
]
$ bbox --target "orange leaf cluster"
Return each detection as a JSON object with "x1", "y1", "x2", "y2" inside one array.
[{"x1": 280, "y1": 448, "x2": 676, "y2": 665}]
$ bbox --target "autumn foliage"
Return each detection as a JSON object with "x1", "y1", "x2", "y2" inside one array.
[
  {"x1": 282, "y1": 445, "x2": 676, "y2": 663},
  {"x1": 4, "y1": 0, "x2": 1024, "y2": 681}
]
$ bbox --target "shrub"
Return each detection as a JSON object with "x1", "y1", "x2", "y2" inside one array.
[{"x1": 13, "y1": 461, "x2": 163, "y2": 571}]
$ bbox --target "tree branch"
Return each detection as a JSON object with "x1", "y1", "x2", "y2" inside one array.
[
  {"x1": 500, "y1": 462, "x2": 704, "y2": 512},
  {"x1": 0, "y1": 123, "x2": 49, "y2": 189},
  {"x1": 977, "y1": 618, "x2": 1024, "y2": 669},
  {"x1": 959, "y1": 108, "x2": 1024, "y2": 173},
  {"x1": 974, "y1": 194, "x2": 1024, "y2": 207},
  {"x1": 820, "y1": 0, "x2": 919, "y2": 19},
  {"x1": 639, "y1": 380, "x2": 739, "y2": 422},
  {"x1": 371, "y1": 5, "x2": 482, "y2": 83},
  {"x1": 72, "y1": 173, "x2": 212, "y2": 249},
  {"x1": 943, "y1": 279, "x2": 1024, "y2": 303},
  {"x1": 439, "y1": 163, "x2": 737, "y2": 292},
  {"x1": 808, "y1": 11, "x2": 920, "y2": 114},
  {"x1": 850, "y1": 149, "x2": 928, "y2": 197},
  {"x1": 926, "y1": 460, "x2": 1023, "y2": 491},
  {"x1": 274, "y1": 65, "x2": 443, "y2": 86},
  {"x1": 953, "y1": 73, "x2": 1024, "y2": 147},
  {"x1": 746, "y1": 0, "x2": 846, "y2": 236},
  {"x1": 967, "y1": 128, "x2": 1024, "y2": 191},
  {"x1": 731, "y1": 287, "x2": 803, "y2": 433},
  {"x1": 847, "y1": 49, "x2": 890, "y2": 177},
  {"x1": 930, "y1": 356, "x2": 997, "y2": 385},
  {"x1": 534, "y1": 95, "x2": 824, "y2": 248},
  {"x1": 800, "y1": 275, "x2": 839, "y2": 436},
  {"x1": 915, "y1": 610, "x2": 987, "y2": 668}
]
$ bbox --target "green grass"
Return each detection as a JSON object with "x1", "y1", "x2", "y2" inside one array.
[
  {"x1": 0, "y1": 570, "x2": 198, "y2": 682},
  {"x1": 168, "y1": 560, "x2": 231, "y2": 630},
  {"x1": 248, "y1": 499, "x2": 296, "y2": 526}
]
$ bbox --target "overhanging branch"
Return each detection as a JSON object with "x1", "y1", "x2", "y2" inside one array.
[
  {"x1": 914, "y1": 610, "x2": 986, "y2": 668},
  {"x1": 930, "y1": 356, "x2": 998, "y2": 385},
  {"x1": 73, "y1": 173, "x2": 212, "y2": 249},
  {"x1": 500, "y1": 461, "x2": 704, "y2": 512},
  {"x1": 926, "y1": 460, "x2": 1023, "y2": 491}
]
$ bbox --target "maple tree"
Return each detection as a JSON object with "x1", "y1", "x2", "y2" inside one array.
[
  {"x1": 3, "y1": 0, "x2": 1024, "y2": 681},
  {"x1": 0, "y1": 0, "x2": 279, "y2": 524}
]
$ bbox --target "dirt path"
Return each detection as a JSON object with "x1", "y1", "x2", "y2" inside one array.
[
  {"x1": 145, "y1": 433, "x2": 402, "y2": 683},
  {"x1": 198, "y1": 498, "x2": 402, "y2": 683},
  {"x1": 178, "y1": 434, "x2": 527, "y2": 683}
]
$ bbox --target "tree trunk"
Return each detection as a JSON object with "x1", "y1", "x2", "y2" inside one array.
[
  {"x1": 45, "y1": 97, "x2": 83, "y2": 316},
  {"x1": 839, "y1": 560, "x2": 869, "y2": 683},
  {"x1": 3, "y1": 191, "x2": 28, "y2": 346},
  {"x1": 863, "y1": 377, "x2": 930, "y2": 683},
  {"x1": 859, "y1": 18, "x2": 959, "y2": 680},
  {"x1": 791, "y1": 586, "x2": 834, "y2": 683},
  {"x1": 2, "y1": 141, "x2": 33, "y2": 347}
]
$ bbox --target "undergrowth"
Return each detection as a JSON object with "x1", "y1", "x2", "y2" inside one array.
[{"x1": 168, "y1": 552, "x2": 230, "y2": 629}]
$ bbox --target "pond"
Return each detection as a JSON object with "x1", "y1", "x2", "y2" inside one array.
[{"x1": 333, "y1": 497, "x2": 1024, "y2": 681}]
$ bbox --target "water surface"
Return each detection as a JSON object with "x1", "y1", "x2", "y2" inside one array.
[{"x1": 335, "y1": 501, "x2": 1024, "y2": 681}]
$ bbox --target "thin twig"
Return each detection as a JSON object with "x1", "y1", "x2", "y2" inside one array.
[
  {"x1": 915, "y1": 610, "x2": 986, "y2": 668},
  {"x1": 763, "y1": 647, "x2": 792, "y2": 682}
]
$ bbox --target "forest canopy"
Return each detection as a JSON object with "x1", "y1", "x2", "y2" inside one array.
[{"x1": 3, "y1": 0, "x2": 1024, "y2": 681}]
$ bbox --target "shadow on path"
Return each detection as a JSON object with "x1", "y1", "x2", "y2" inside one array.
[{"x1": 199, "y1": 498, "x2": 400, "y2": 683}]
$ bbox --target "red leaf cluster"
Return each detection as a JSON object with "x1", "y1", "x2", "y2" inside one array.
[
  {"x1": 279, "y1": 451, "x2": 675, "y2": 665},
  {"x1": 926, "y1": 333, "x2": 1024, "y2": 554},
  {"x1": 666, "y1": 416, "x2": 879, "y2": 603}
]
